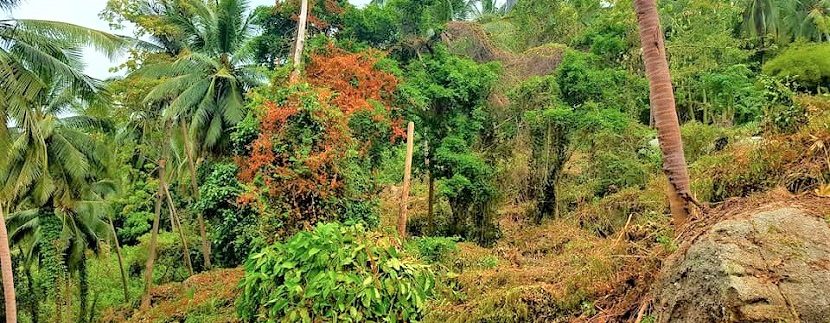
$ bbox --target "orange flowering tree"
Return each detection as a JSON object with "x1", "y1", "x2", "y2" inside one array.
[{"x1": 234, "y1": 46, "x2": 405, "y2": 240}]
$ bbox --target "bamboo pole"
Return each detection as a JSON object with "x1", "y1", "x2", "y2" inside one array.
[{"x1": 398, "y1": 122, "x2": 415, "y2": 239}]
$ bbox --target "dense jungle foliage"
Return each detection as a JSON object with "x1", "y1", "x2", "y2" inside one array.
[{"x1": 1, "y1": 0, "x2": 829, "y2": 322}]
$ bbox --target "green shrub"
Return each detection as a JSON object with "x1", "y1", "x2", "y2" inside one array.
[
  {"x1": 763, "y1": 43, "x2": 830, "y2": 92},
  {"x1": 195, "y1": 162, "x2": 260, "y2": 267},
  {"x1": 126, "y1": 231, "x2": 197, "y2": 284},
  {"x1": 111, "y1": 176, "x2": 158, "y2": 246},
  {"x1": 405, "y1": 237, "x2": 459, "y2": 264},
  {"x1": 237, "y1": 223, "x2": 435, "y2": 322},
  {"x1": 681, "y1": 122, "x2": 729, "y2": 164},
  {"x1": 555, "y1": 51, "x2": 649, "y2": 121}
]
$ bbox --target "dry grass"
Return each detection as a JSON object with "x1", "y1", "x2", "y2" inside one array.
[
  {"x1": 101, "y1": 268, "x2": 245, "y2": 323},
  {"x1": 425, "y1": 96, "x2": 830, "y2": 322},
  {"x1": 425, "y1": 203, "x2": 659, "y2": 322}
]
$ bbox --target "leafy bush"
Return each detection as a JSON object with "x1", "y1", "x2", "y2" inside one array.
[
  {"x1": 195, "y1": 162, "x2": 260, "y2": 267},
  {"x1": 405, "y1": 236, "x2": 459, "y2": 264},
  {"x1": 237, "y1": 223, "x2": 435, "y2": 322},
  {"x1": 342, "y1": 4, "x2": 401, "y2": 48},
  {"x1": 111, "y1": 175, "x2": 158, "y2": 245},
  {"x1": 126, "y1": 232, "x2": 197, "y2": 285},
  {"x1": 756, "y1": 75, "x2": 806, "y2": 133},
  {"x1": 405, "y1": 48, "x2": 502, "y2": 244},
  {"x1": 680, "y1": 122, "x2": 729, "y2": 164},
  {"x1": 555, "y1": 51, "x2": 649, "y2": 121},
  {"x1": 235, "y1": 46, "x2": 403, "y2": 240},
  {"x1": 763, "y1": 43, "x2": 830, "y2": 92},
  {"x1": 698, "y1": 65, "x2": 765, "y2": 125}
]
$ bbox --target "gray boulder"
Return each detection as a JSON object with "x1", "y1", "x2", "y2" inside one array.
[{"x1": 655, "y1": 207, "x2": 830, "y2": 322}]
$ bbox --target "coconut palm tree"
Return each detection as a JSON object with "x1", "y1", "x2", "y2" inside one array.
[
  {"x1": 0, "y1": 3, "x2": 127, "y2": 321},
  {"x1": 7, "y1": 203, "x2": 111, "y2": 323},
  {"x1": 742, "y1": 0, "x2": 830, "y2": 44},
  {"x1": 142, "y1": 0, "x2": 264, "y2": 152},
  {"x1": 633, "y1": 0, "x2": 695, "y2": 226},
  {"x1": 788, "y1": 0, "x2": 830, "y2": 42},
  {"x1": 1, "y1": 74, "x2": 116, "y2": 322},
  {"x1": 0, "y1": 19, "x2": 127, "y2": 120},
  {"x1": 139, "y1": 0, "x2": 266, "y2": 268},
  {"x1": 742, "y1": 0, "x2": 783, "y2": 39}
]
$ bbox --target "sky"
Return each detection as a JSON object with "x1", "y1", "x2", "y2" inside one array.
[{"x1": 6, "y1": 0, "x2": 372, "y2": 79}]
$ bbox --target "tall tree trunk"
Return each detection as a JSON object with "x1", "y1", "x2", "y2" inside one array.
[
  {"x1": 108, "y1": 218, "x2": 129, "y2": 303},
  {"x1": 78, "y1": 253, "x2": 89, "y2": 322},
  {"x1": 398, "y1": 122, "x2": 415, "y2": 239},
  {"x1": 38, "y1": 210, "x2": 67, "y2": 323},
  {"x1": 21, "y1": 248, "x2": 38, "y2": 323},
  {"x1": 427, "y1": 169, "x2": 435, "y2": 234},
  {"x1": 162, "y1": 182, "x2": 194, "y2": 277},
  {"x1": 289, "y1": 0, "x2": 309, "y2": 83},
  {"x1": 181, "y1": 121, "x2": 211, "y2": 269},
  {"x1": 141, "y1": 162, "x2": 165, "y2": 310},
  {"x1": 0, "y1": 202, "x2": 16, "y2": 323},
  {"x1": 634, "y1": 0, "x2": 693, "y2": 226}
]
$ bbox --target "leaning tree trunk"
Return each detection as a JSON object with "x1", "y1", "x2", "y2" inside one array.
[
  {"x1": 0, "y1": 202, "x2": 16, "y2": 323},
  {"x1": 163, "y1": 182, "x2": 194, "y2": 277},
  {"x1": 108, "y1": 218, "x2": 129, "y2": 302},
  {"x1": 634, "y1": 0, "x2": 693, "y2": 226},
  {"x1": 289, "y1": 0, "x2": 309, "y2": 83},
  {"x1": 141, "y1": 160, "x2": 165, "y2": 310},
  {"x1": 181, "y1": 121, "x2": 211, "y2": 269}
]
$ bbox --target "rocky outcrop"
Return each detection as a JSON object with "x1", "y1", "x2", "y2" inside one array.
[{"x1": 655, "y1": 207, "x2": 830, "y2": 322}]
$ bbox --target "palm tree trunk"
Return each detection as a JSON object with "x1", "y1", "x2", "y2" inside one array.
[
  {"x1": 163, "y1": 182, "x2": 194, "y2": 276},
  {"x1": 0, "y1": 202, "x2": 17, "y2": 323},
  {"x1": 289, "y1": 0, "x2": 309, "y2": 83},
  {"x1": 108, "y1": 218, "x2": 129, "y2": 303},
  {"x1": 78, "y1": 253, "x2": 89, "y2": 322},
  {"x1": 634, "y1": 0, "x2": 693, "y2": 226},
  {"x1": 21, "y1": 248, "x2": 38, "y2": 323},
  {"x1": 38, "y1": 210, "x2": 67, "y2": 323},
  {"x1": 141, "y1": 162, "x2": 165, "y2": 310},
  {"x1": 180, "y1": 121, "x2": 211, "y2": 269}
]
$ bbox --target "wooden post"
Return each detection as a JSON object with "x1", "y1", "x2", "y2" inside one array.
[{"x1": 398, "y1": 122, "x2": 415, "y2": 239}]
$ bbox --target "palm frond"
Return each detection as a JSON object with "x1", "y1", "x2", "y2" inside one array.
[
  {"x1": 0, "y1": 0, "x2": 22, "y2": 10},
  {"x1": 14, "y1": 19, "x2": 130, "y2": 59}
]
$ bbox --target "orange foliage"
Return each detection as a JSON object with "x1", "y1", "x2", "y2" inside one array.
[
  {"x1": 237, "y1": 45, "x2": 403, "y2": 237},
  {"x1": 307, "y1": 46, "x2": 397, "y2": 113},
  {"x1": 307, "y1": 45, "x2": 406, "y2": 140},
  {"x1": 238, "y1": 89, "x2": 349, "y2": 236}
]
